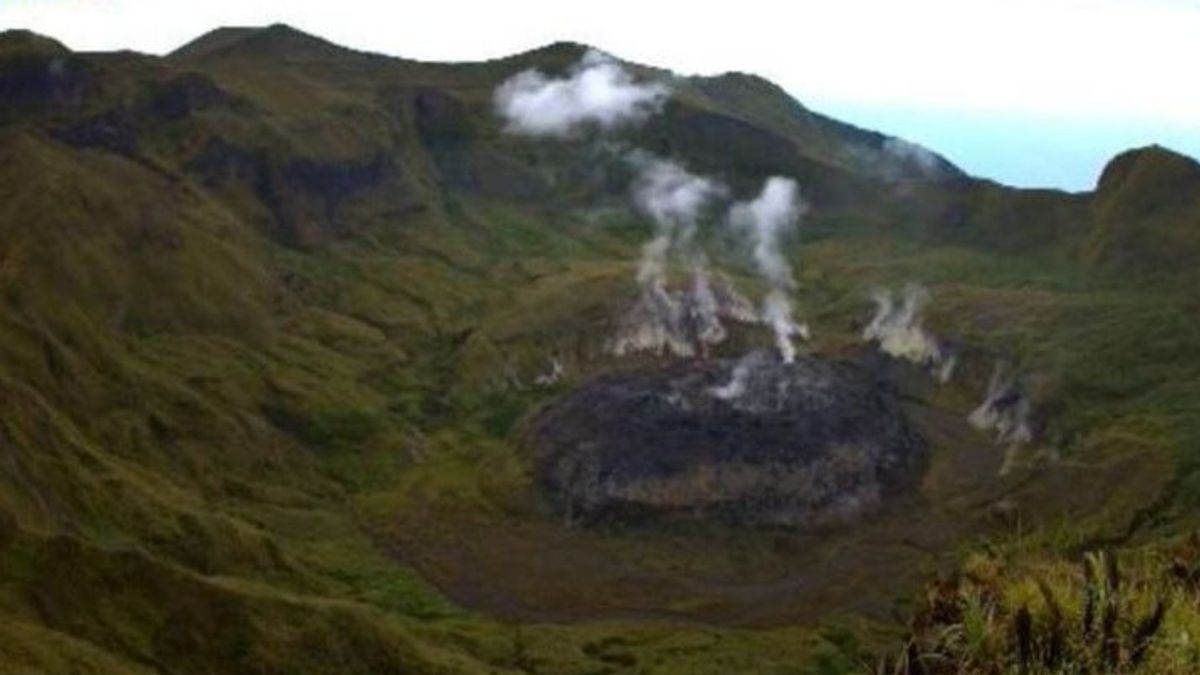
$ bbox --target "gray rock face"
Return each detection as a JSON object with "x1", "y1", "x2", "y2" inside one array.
[{"x1": 526, "y1": 351, "x2": 926, "y2": 529}]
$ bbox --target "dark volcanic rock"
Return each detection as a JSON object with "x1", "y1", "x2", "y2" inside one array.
[{"x1": 527, "y1": 351, "x2": 926, "y2": 529}]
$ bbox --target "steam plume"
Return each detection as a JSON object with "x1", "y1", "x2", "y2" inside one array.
[
  {"x1": 631, "y1": 154, "x2": 725, "y2": 291},
  {"x1": 493, "y1": 52, "x2": 801, "y2": 363},
  {"x1": 611, "y1": 156, "x2": 730, "y2": 357},
  {"x1": 494, "y1": 50, "x2": 668, "y2": 138},
  {"x1": 711, "y1": 352, "x2": 756, "y2": 400},
  {"x1": 862, "y1": 284, "x2": 957, "y2": 382},
  {"x1": 534, "y1": 357, "x2": 566, "y2": 387},
  {"x1": 728, "y1": 177, "x2": 809, "y2": 362},
  {"x1": 843, "y1": 137, "x2": 948, "y2": 185},
  {"x1": 881, "y1": 137, "x2": 943, "y2": 176},
  {"x1": 968, "y1": 362, "x2": 1033, "y2": 446}
]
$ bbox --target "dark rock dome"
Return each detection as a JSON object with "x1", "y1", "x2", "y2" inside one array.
[{"x1": 526, "y1": 350, "x2": 926, "y2": 529}]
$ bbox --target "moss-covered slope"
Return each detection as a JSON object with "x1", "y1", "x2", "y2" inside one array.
[{"x1": 1, "y1": 23, "x2": 1198, "y2": 673}]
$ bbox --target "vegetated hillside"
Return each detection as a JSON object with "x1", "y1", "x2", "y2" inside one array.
[
  {"x1": 1084, "y1": 145, "x2": 1200, "y2": 285},
  {"x1": 0, "y1": 23, "x2": 1199, "y2": 674}
]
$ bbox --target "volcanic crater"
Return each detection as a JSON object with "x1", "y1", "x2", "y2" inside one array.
[{"x1": 526, "y1": 350, "x2": 928, "y2": 529}]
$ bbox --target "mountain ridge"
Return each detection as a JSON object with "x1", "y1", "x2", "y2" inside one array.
[
  {"x1": 13, "y1": 23, "x2": 1198, "y2": 194},
  {"x1": 1, "y1": 23, "x2": 1199, "y2": 674}
]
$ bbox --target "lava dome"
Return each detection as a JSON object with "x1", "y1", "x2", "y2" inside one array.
[{"x1": 526, "y1": 351, "x2": 927, "y2": 529}]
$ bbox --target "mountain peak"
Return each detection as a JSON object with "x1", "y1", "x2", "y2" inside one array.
[
  {"x1": 168, "y1": 23, "x2": 356, "y2": 62},
  {"x1": 1096, "y1": 144, "x2": 1200, "y2": 196},
  {"x1": 1084, "y1": 144, "x2": 1200, "y2": 282},
  {"x1": 0, "y1": 29, "x2": 69, "y2": 57},
  {"x1": 524, "y1": 41, "x2": 594, "y2": 58},
  {"x1": 498, "y1": 40, "x2": 600, "y2": 73}
]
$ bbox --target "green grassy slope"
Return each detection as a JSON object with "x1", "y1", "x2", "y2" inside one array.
[
  {"x1": 1, "y1": 23, "x2": 1199, "y2": 673},
  {"x1": 1084, "y1": 145, "x2": 1200, "y2": 286}
]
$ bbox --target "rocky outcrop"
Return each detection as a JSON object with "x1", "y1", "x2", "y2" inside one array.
[{"x1": 185, "y1": 137, "x2": 406, "y2": 246}]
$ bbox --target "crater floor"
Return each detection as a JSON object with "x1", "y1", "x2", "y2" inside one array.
[{"x1": 390, "y1": 349, "x2": 1154, "y2": 626}]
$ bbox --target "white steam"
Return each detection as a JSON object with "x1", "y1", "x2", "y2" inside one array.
[
  {"x1": 494, "y1": 52, "x2": 813, "y2": 364},
  {"x1": 862, "y1": 284, "x2": 956, "y2": 383},
  {"x1": 688, "y1": 264, "x2": 726, "y2": 346},
  {"x1": 710, "y1": 272, "x2": 760, "y2": 323},
  {"x1": 611, "y1": 276, "x2": 755, "y2": 358},
  {"x1": 611, "y1": 156, "x2": 735, "y2": 358},
  {"x1": 762, "y1": 290, "x2": 806, "y2": 364},
  {"x1": 494, "y1": 50, "x2": 668, "y2": 138},
  {"x1": 630, "y1": 154, "x2": 725, "y2": 292},
  {"x1": 968, "y1": 362, "x2": 1033, "y2": 447},
  {"x1": 844, "y1": 138, "x2": 947, "y2": 184},
  {"x1": 881, "y1": 138, "x2": 943, "y2": 177},
  {"x1": 728, "y1": 177, "x2": 809, "y2": 362},
  {"x1": 730, "y1": 178, "x2": 801, "y2": 291},
  {"x1": 533, "y1": 357, "x2": 565, "y2": 387},
  {"x1": 710, "y1": 354, "x2": 754, "y2": 400}
]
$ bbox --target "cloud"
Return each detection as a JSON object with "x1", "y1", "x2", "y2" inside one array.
[{"x1": 494, "y1": 49, "x2": 668, "y2": 138}]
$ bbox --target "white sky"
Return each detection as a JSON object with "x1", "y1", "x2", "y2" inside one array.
[{"x1": 2, "y1": 0, "x2": 1198, "y2": 189}]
